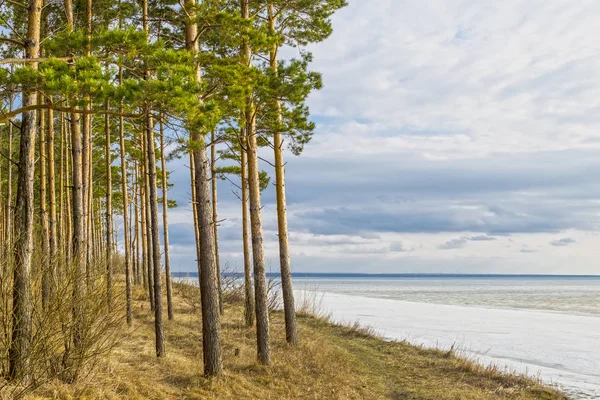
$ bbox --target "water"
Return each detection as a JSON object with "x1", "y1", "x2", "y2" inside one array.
[
  {"x1": 289, "y1": 275, "x2": 600, "y2": 399},
  {"x1": 292, "y1": 275, "x2": 600, "y2": 316}
]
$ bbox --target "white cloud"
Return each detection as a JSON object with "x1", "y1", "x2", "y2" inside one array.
[
  {"x1": 305, "y1": 0, "x2": 600, "y2": 158},
  {"x1": 439, "y1": 238, "x2": 469, "y2": 250},
  {"x1": 162, "y1": 1, "x2": 600, "y2": 275},
  {"x1": 550, "y1": 237, "x2": 577, "y2": 247}
]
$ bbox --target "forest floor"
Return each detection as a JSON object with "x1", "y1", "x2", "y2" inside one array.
[{"x1": 28, "y1": 281, "x2": 568, "y2": 400}]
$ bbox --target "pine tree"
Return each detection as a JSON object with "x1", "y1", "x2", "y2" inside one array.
[{"x1": 9, "y1": 0, "x2": 42, "y2": 380}]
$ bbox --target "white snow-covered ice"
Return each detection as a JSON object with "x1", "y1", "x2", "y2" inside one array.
[{"x1": 293, "y1": 279, "x2": 600, "y2": 399}]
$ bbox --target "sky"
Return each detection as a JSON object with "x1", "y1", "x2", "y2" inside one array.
[{"x1": 158, "y1": 0, "x2": 600, "y2": 275}]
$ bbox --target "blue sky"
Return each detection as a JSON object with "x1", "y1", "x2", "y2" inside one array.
[{"x1": 155, "y1": 0, "x2": 600, "y2": 274}]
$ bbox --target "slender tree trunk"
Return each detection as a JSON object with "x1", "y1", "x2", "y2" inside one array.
[
  {"x1": 133, "y1": 164, "x2": 142, "y2": 286},
  {"x1": 9, "y1": 0, "x2": 41, "y2": 380},
  {"x1": 64, "y1": 113, "x2": 73, "y2": 263},
  {"x1": 129, "y1": 198, "x2": 135, "y2": 281},
  {"x1": 58, "y1": 110, "x2": 65, "y2": 256},
  {"x1": 242, "y1": 0, "x2": 270, "y2": 365},
  {"x1": 40, "y1": 100, "x2": 50, "y2": 308},
  {"x1": 244, "y1": 116, "x2": 270, "y2": 365},
  {"x1": 47, "y1": 102, "x2": 57, "y2": 300},
  {"x1": 160, "y1": 118, "x2": 173, "y2": 320},
  {"x1": 82, "y1": 0, "x2": 93, "y2": 282},
  {"x1": 185, "y1": 0, "x2": 222, "y2": 375},
  {"x1": 268, "y1": 5, "x2": 298, "y2": 345},
  {"x1": 189, "y1": 153, "x2": 201, "y2": 273},
  {"x1": 105, "y1": 98, "x2": 113, "y2": 309},
  {"x1": 143, "y1": 129, "x2": 155, "y2": 311},
  {"x1": 4, "y1": 94, "x2": 13, "y2": 268},
  {"x1": 240, "y1": 130, "x2": 254, "y2": 327},
  {"x1": 144, "y1": 109, "x2": 165, "y2": 357},
  {"x1": 119, "y1": 66, "x2": 133, "y2": 325},
  {"x1": 138, "y1": 163, "x2": 148, "y2": 289},
  {"x1": 69, "y1": 103, "x2": 85, "y2": 379},
  {"x1": 192, "y1": 147, "x2": 223, "y2": 375},
  {"x1": 64, "y1": 2, "x2": 86, "y2": 370},
  {"x1": 210, "y1": 130, "x2": 223, "y2": 315},
  {"x1": 142, "y1": 0, "x2": 160, "y2": 346}
]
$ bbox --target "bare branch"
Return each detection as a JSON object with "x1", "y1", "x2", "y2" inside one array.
[
  {"x1": 0, "y1": 37, "x2": 25, "y2": 47},
  {"x1": 0, "y1": 103, "x2": 143, "y2": 122}
]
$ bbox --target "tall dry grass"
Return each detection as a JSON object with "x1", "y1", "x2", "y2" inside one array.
[{"x1": 0, "y1": 239, "x2": 125, "y2": 399}]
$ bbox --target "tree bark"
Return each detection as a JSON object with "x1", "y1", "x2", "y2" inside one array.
[
  {"x1": 141, "y1": 0, "x2": 164, "y2": 355},
  {"x1": 268, "y1": 4, "x2": 298, "y2": 345},
  {"x1": 245, "y1": 115, "x2": 271, "y2": 365},
  {"x1": 142, "y1": 139, "x2": 155, "y2": 310},
  {"x1": 160, "y1": 118, "x2": 174, "y2": 320},
  {"x1": 240, "y1": 130, "x2": 254, "y2": 327},
  {"x1": 4, "y1": 94, "x2": 13, "y2": 270},
  {"x1": 63, "y1": 1, "x2": 86, "y2": 370},
  {"x1": 185, "y1": 0, "x2": 222, "y2": 375},
  {"x1": 189, "y1": 153, "x2": 201, "y2": 274},
  {"x1": 146, "y1": 111, "x2": 165, "y2": 357},
  {"x1": 133, "y1": 163, "x2": 142, "y2": 286},
  {"x1": 119, "y1": 66, "x2": 133, "y2": 325},
  {"x1": 9, "y1": 0, "x2": 41, "y2": 380},
  {"x1": 47, "y1": 101, "x2": 57, "y2": 301},
  {"x1": 138, "y1": 162, "x2": 148, "y2": 290},
  {"x1": 40, "y1": 100, "x2": 50, "y2": 308},
  {"x1": 82, "y1": 0, "x2": 93, "y2": 282},
  {"x1": 242, "y1": 0, "x2": 271, "y2": 365},
  {"x1": 105, "y1": 98, "x2": 113, "y2": 310},
  {"x1": 210, "y1": 130, "x2": 223, "y2": 315}
]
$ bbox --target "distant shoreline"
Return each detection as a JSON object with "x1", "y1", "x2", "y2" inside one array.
[{"x1": 172, "y1": 272, "x2": 600, "y2": 279}]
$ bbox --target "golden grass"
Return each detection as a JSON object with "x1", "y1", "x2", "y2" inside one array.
[{"x1": 26, "y1": 282, "x2": 569, "y2": 400}]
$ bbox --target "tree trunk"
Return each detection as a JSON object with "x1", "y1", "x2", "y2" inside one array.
[
  {"x1": 63, "y1": 112, "x2": 73, "y2": 262},
  {"x1": 4, "y1": 94, "x2": 13, "y2": 270},
  {"x1": 141, "y1": 0, "x2": 163, "y2": 354},
  {"x1": 105, "y1": 98, "x2": 113, "y2": 309},
  {"x1": 133, "y1": 163, "x2": 142, "y2": 286},
  {"x1": 268, "y1": 4, "x2": 298, "y2": 345},
  {"x1": 145, "y1": 110, "x2": 165, "y2": 357},
  {"x1": 138, "y1": 163, "x2": 148, "y2": 290},
  {"x1": 193, "y1": 145, "x2": 223, "y2": 376},
  {"x1": 185, "y1": 0, "x2": 222, "y2": 376},
  {"x1": 82, "y1": 0, "x2": 93, "y2": 282},
  {"x1": 69, "y1": 103, "x2": 85, "y2": 379},
  {"x1": 210, "y1": 130, "x2": 223, "y2": 315},
  {"x1": 245, "y1": 114, "x2": 271, "y2": 365},
  {"x1": 47, "y1": 101, "x2": 57, "y2": 301},
  {"x1": 242, "y1": 0, "x2": 270, "y2": 365},
  {"x1": 9, "y1": 0, "x2": 41, "y2": 380},
  {"x1": 240, "y1": 130, "x2": 254, "y2": 327},
  {"x1": 39, "y1": 100, "x2": 50, "y2": 308},
  {"x1": 119, "y1": 66, "x2": 133, "y2": 325},
  {"x1": 64, "y1": 1, "x2": 86, "y2": 370},
  {"x1": 160, "y1": 118, "x2": 174, "y2": 320},
  {"x1": 189, "y1": 153, "x2": 201, "y2": 274},
  {"x1": 142, "y1": 141, "x2": 155, "y2": 309}
]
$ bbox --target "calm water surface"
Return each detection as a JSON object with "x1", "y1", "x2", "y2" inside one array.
[{"x1": 291, "y1": 276, "x2": 600, "y2": 316}]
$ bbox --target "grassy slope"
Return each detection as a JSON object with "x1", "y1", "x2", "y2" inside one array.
[{"x1": 30, "y1": 283, "x2": 568, "y2": 400}]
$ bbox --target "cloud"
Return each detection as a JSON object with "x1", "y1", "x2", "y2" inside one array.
[
  {"x1": 390, "y1": 242, "x2": 413, "y2": 252},
  {"x1": 159, "y1": 1, "x2": 600, "y2": 274},
  {"x1": 437, "y1": 234, "x2": 497, "y2": 250},
  {"x1": 550, "y1": 238, "x2": 577, "y2": 247},
  {"x1": 468, "y1": 235, "x2": 497, "y2": 241},
  {"x1": 520, "y1": 247, "x2": 537, "y2": 254},
  {"x1": 438, "y1": 238, "x2": 468, "y2": 250}
]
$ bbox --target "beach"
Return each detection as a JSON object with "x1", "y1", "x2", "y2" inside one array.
[{"x1": 293, "y1": 276, "x2": 600, "y2": 399}]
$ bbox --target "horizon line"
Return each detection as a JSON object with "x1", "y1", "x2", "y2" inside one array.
[{"x1": 171, "y1": 272, "x2": 600, "y2": 278}]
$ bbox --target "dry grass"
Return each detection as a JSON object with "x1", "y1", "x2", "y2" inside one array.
[{"x1": 25, "y1": 280, "x2": 569, "y2": 400}]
